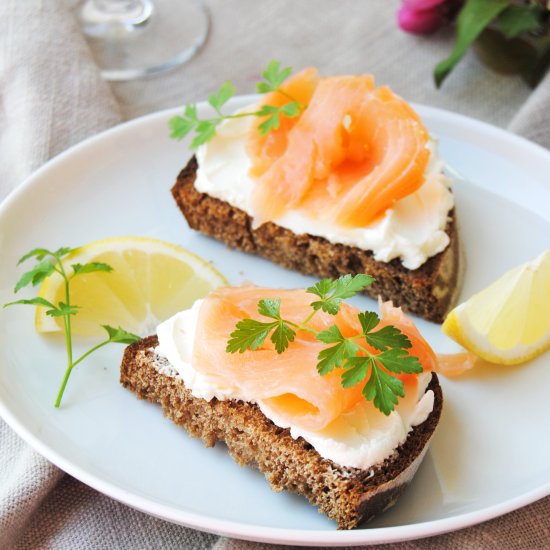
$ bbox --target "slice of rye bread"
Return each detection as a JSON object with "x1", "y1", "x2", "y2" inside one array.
[
  {"x1": 171, "y1": 157, "x2": 461, "y2": 323},
  {"x1": 121, "y1": 335, "x2": 443, "y2": 530}
]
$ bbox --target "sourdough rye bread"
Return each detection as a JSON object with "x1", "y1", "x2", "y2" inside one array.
[
  {"x1": 121, "y1": 335, "x2": 443, "y2": 530},
  {"x1": 171, "y1": 157, "x2": 461, "y2": 323}
]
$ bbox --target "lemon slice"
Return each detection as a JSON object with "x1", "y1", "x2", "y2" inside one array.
[
  {"x1": 36, "y1": 236, "x2": 227, "y2": 337},
  {"x1": 442, "y1": 249, "x2": 550, "y2": 365}
]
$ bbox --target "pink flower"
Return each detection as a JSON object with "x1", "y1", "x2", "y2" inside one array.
[{"x1": 397, "y1": 0, "x2": 448, "y2": 35}]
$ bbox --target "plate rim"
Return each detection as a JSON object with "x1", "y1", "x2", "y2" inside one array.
[{"x1": 1, "y1": 97, "x2": 550, "y2": 546}]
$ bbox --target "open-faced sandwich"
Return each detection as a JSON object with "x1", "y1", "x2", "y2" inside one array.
[
  {"x1": 171, "y1": 65, "x2": 461, "y2": 323},
  {"x1": 121, "y1": 277, "x2": 442, "y2": 529}
]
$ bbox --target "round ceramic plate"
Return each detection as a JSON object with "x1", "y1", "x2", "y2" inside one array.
[{"x1": 0, "y1": 97, "x2": 549, "y2": 546}]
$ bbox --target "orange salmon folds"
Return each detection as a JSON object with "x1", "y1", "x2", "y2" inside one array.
[
  {"x1": 247, "y1": 71, "x2": 430, "y2": 228},
  {"x1": 193, "y1": 287, "x2": 435, "y2": 432}
]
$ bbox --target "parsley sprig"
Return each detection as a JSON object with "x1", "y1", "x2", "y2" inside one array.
[
  {"x1": 226, "y1": 275, "x2": 423, "y2": 416},
  {"x1": 169, "y1": 60, "x2": 306, "y2": 149},
  {"x1": 4, "y1": 247, "x2": 140, "y2": 407}
]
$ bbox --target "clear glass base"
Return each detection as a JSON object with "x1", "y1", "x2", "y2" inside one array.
[{"x1": 77, "y1": 0, "x2": 210, "y2": 81}]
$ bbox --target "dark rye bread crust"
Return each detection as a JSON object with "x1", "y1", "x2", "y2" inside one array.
[
  {"x1": 171, "y1": 157, "x2": 461, "y2": 323},
  {"x1": 121, "y1": 335, "x2": 443, "y2": 530}
]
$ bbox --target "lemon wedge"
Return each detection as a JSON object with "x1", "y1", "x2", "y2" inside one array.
[
  {"x1": 442, "y1": 249, "x2": 550, "y2": 365},
  {"x1": 36, "y1": 236, "x2": 227, "y2": 337}
]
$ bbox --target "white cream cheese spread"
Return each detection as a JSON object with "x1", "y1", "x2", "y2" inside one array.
[
  {"x1": 156, "y1": 300, "x2": 435, "y2": 470},
  {"x1": 194, "y1": 108, "x2": 454, "y2": 270}
]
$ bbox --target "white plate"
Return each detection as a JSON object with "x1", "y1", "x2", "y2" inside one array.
[{"x1": 1, "y1": 97, "x2": 549, "y2": 547}]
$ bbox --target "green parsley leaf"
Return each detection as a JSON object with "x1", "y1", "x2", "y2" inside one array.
[
  {"x1": 17, "y1": 248, "x2": 52, "y2": 264},
  {"x1": 257, "y1": 298, "x2": 296, "y2": 353},
  {"x1": 5, "y1": 243, "x2": 143, "y2": 408},
  {"x1": 366, "y1": 325, "x2": 412, "y2": 352},
  {"x1": 316, "y1": 325, "x2": 359, "y2": 375},
  {"x1": 308, "y1": 274, "x2": 374, "y2": 314},
  {"x1": 363, "y1": 365, "x2": 405, "y2": 416},
  {"x1": 271, "y1": 322, "x2": 296, "y2": 354},
  {"x1": 316, "y1": 324, "x2": 345, "y2": 344},
  {"x1": 14, "y1": 259, "x2": 56, "y2": 292},
  {"x1": 257, "y1": 104, "x2": 281, "y2": 135},
  {"x1": 208, "y1": 81, "x2": 236, "y2": 113},
  {"x1": 54, "y1": 247, "x2": 73, "y2": 258},
  {"x1": 359, "y1": 311, "x2": 412, "y2": 352},
  {"x1": 257, "y1": 298, "x2": 281, "y2": 319},
  {"x1": 169, "y1": 104, "x2": 200, "y2": 140},
  {"x1": 191, "y1": 119, "x2": 219, "y2": 149},
  {"x1": 47, "y1": 302, "x2": 80, "y2": 317},
  {"x1": 171, "y1": 60, "x2": 305, "y2": 148},
  {"x1": 280, "y1": 101, "x2": 302, "y2": 118},
  {"x1": 102, "y1": 325, "x2": 141, "y2": 344},
  {"x1": 357, "y1": 311, "x2": 380, "y2": 334},
  {"x1": 341, "y1": 356, "x2": 372, "y2": 388},
  {"x1": 72, "y1": 262, "x2": 113, "y2": 276},
  {"x1": 16, "y1": 246, "x2": 72, "y2": 265},
  {"x1": 341, "y1": 351, "x2": 421, "y2": 415},
  {"x1": 169, "y1": 115, "x2": 196, "y2": 140},
  {"x1": 257, "y1": 60, "x2": 293, "y2": 93},
  {"x1": 226, "y1": 318, "x2": 277, "y2": 353},
  {"x1": 307, "y1": 278, "x2": 336, "y2": 299},
  {"x1": 376, "y1": 348, "x2": 423, "y2": 374},
  {"x1": 3, "y1": 296, "x2": 57, "y2": 310}
]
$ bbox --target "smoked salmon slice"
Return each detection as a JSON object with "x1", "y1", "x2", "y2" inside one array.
[
  {"x1": 248, "y1": 67, "x2": 320, "y2": 179},
  {"x1": 247, "y1": 72, "x2": 430, "y2": 228},
  {"x1": 192, "y1": 286, "x2": 435, "y2": 431},
  {"x1": 435, "y1": 352, "x2": 477, "y2": 377}
]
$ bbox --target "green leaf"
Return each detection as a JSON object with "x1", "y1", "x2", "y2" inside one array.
[
  {"x1": 47, "y1": 302, "x2": 80, "y2": 317},
  {"x1": 341, "y1": 356, "x2": 372, "y2": 388},
  {"x1": 226, "y1": 318, "x2": 277, "y2": 353},
  {"x1": 183, "y1": 103, "x2": 198, "y2": 122},
  {"x1": 17, "y1": 248, "x2": 52, "y2": 265},
  {"x1": 363, "y1": 366, "x2": 405, "y2": 416},
  {"x1": 376, "y1": 348, "x2": 423, "y2": 374},
  {"x1": 331, "y1": 274, "x2": 375, "y2": 299},
  {"x1": 258, "y1": 298, "x2": 281, "y2": 320},
  {"x1": 434, "y1": 0, "x2": 512, "y2": 88},
  {"x1": 3, "y1": 297, "x2": 57, "y2": 310},
  {"x1": 53, "y1": 247, "x2": 73, "y2": 258},
  {"x1": 316, "y1": 324, "x2": 345, "y2": 344},
  {"x1": 191, "y1": 120, "x2": 219, "y2": 149},
  {"x1": 316, "y1": 338, "x2": 359, "y2": 376},
  {"x1": 308, "y1": 274, "x2": 374, "y2": 315},
  {"x1": 270, "y1": 322, "x2": 296, "y2": 354},
  {"x1": 366, "y1": 325, "x2": 412, "y2": 352},
  {"x1": 102, "y1": 325, "x2": 141, "y2": 344},
  {"x1": 280, "y1": 101, "x2": 302, "y2": 118},
  {"x1": 257, "y1": 106, "x2": 281, "y2": 135},
  {"x1": 258, "y1": 113, "x2": 281, "y2": 135},
  {"x1": 307, "y1": 278, "x2": 336, "y2": 300},
  {"x1": 72, "y1": 262, "x2": 113, "y2": 276},
  {"x1": 169, "y1": 115, "x2": 196, "y2": 140},
  {"x1": 14, "y1": 259, "x2": 56, "y2": 292},
  {"x1": 498, "y1": 5, "x2": 543, "y2": 39},
  {"x1": 257, "y1": 60, "x2": 293, "y2": 93},
  {"x1": 358, "y1": 311, "x2": 380, "y2": 335},
  {"x1": 208, "y1": 81, "x2": 236, "y2": 112},
  {"x1": 17, "y1": 246, "x2": 71, "y2": 265}
]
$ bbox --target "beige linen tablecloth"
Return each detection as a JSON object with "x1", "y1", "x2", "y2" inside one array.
[{"x1": 1, "y1": 1, "x2": 549, "y2": 548}]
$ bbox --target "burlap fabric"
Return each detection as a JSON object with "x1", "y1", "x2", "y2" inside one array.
[{"x1": 1, "y1": 1, "x2": 549, "y2": 548}]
